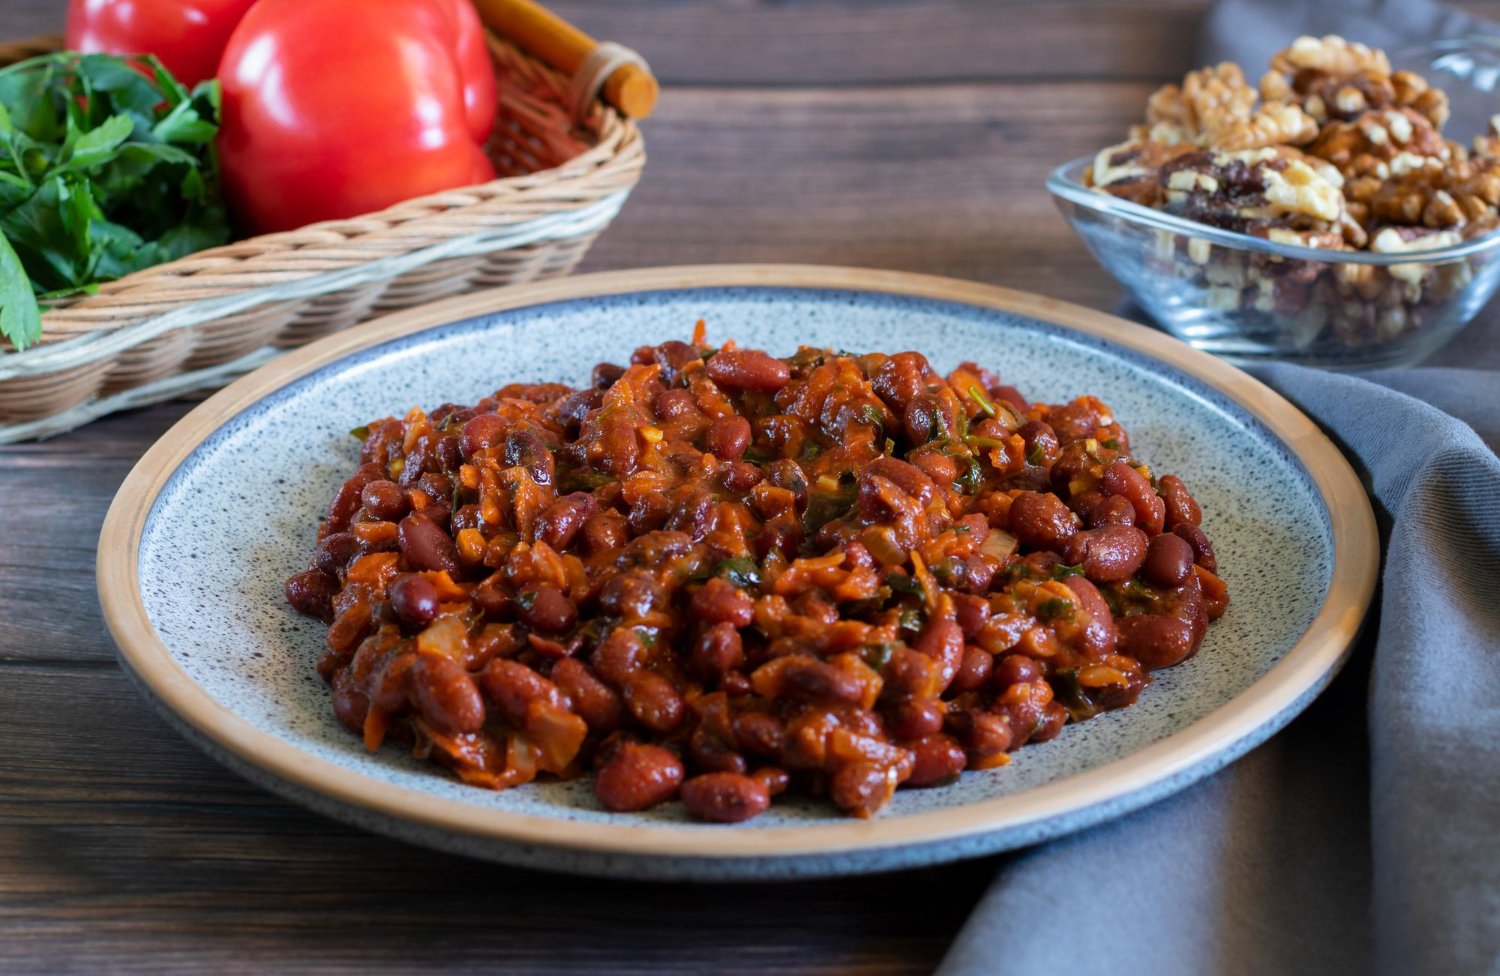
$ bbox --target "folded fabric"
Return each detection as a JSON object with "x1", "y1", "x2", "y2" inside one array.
[
  {"x1": 939, "y1": 365, "x2": 1500, "y2": 976},
  {"x1": 940, "y1": 1, "x2": 1500, "y2": 968}
]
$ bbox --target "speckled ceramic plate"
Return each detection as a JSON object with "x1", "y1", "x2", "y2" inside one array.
[{"x1": 99, "y1": 266, "x2": 1377, "y2": 880}]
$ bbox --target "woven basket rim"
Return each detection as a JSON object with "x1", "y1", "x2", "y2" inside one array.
[{"x1": 0, "y1": 33, "x2": 644, "y2": 337}]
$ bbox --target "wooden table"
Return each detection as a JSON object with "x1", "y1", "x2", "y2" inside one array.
[{"x1": 3, "y1": 2, "x2": 1497, "y2": 973}]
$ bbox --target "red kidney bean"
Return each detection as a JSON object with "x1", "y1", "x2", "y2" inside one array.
[
  {"x1": 1159, "y1": 475, "x2": 1202, "y2": 528},
  {"x1": 1173, "y1": 523, "x2": 1218, "y2": 573},
  {"x1": 753, "y1": 766, "x2": 791, "y2": 796},
  {"x1": 885, "y1": 699, "x2": 947, "y2": 740},
  {"x1": 872, "y1": 351, "x2": 933, "y2": 414},
  {"x1": 591, "y1": 628, "x2": 647, "y2": 686},
  {"x1": 909, "y1": 450, "x2": 958, "y2": 486},
  {"x1": 1047, "y1": 400, "x2": 1106, "y2": 443},
  {"x1": 360, "y1": 479, "x2": 408, "y2": 520},
  {"x1": 1019, "y1": 420, "x2": 1060, "y2": 466},
  {"x1": 776, "y1": 657, "x2": 866, "y2": 704},
  {"x1": 557, "y1": 388, "x2": 605, "y2": 436},
  {"x1": 285, "y1": 569, "x2": 338, "y2": 621},
  {"x1": 992, "y1": 384, "x2": 1028, "y2": 410},
  {"x1": 952, "y1": 593, "x2": 992, "y2": 638},
  {"x1": 1118, "y1": 614, "x2": 1198, "y2": 670},
  {"x1": 624, "y1": 671, "x2": 686, "y2": 733},
  {"x1": 311, "y1": 531, "x2": 361, "y2": 577},
  {"x1": 722, "y1": 460, "x2": 764, "y2": 492},
  {"x1": 1101, "y1": 460, "x2": 1165, "y2": 535},
  {"x1": 520, "y1": 585, "x2": 577, "y2": 634},
  {"x1": 687, "y1": 725, "x2": 749, "y2": 775},
  {"x1": 583, "y1": 513, "x2": 629, "y2": 554},
  {"x1": 881, "y1": 646, "x2": 938, "y2": 699},
  {"x1": 950, "y1": 711, "x2": 1013, "y2": 763},
  {"x1": 410, "y1": 654, "x2": 485, "y2": 733},
  {"x1": 416, "y1": 470, "x2": 453, "y2": 503},
  {"x1": 733, "y1": 711, "x2": 786, "y2": 758},
  {"x1": 830, "y1": 761, "x2": 899, "y2": 818},
  {"x1": 459, "y1": 413, "x2": 506, "y2": 460},
  {"x1": 950, "y1": 646, "x2": 994, "y2": 694},
  {"x1": 330, "y1": 669, "x2": 369, "y2": 734},
  {"x1": 1087, "y1": 494, "x2": 1136, "y2": 529},
  {"x1": 535, "y1": 493, "x2": 596, "y2": 551},
  {"x1": 597, "y1": 570, "x2": 663, "y2": 621},
  {"x1": 706, "y1": 414, "x2": 752, "y2": 460},
  {"x1": 690, "y1": 577, "x2": 754, "y2": 628},
  {"x1": 906, "y1": 734, "x2": 968, "y2": 786},
  {"x1": 690, "y1": 622, "x2": 745, "y2": 678},
  {"x1": 1143, "y1": 533, "x2": 1195, "y2": 587},
  {"x1": 398, "y1": 514, "x2": 459, "y2": 573},
  {"x1": 1008, "y1": 491, "x2": 1081, "y2": 551},
  {"x1": 654, "y1": 388, "x2": 698, "y2": 420},
  {"x1": 680, "y1": 772, "x2": 771, "y2": 822},
  {"x1": 324, "y1": 463, "x2": 387, "y2": 534},
  {"x1": 504, "y1": 430, "x2": 555, "y2": 486},
  {"x1": 451, "y1": 504, "x2": 482, "y2": 533},
  {"x1": 389, "y1": 573, "x2": 441, "y2": 626},
  {"x1": 627, "y1": 492, "x2": 670, "y2": 535},
  {"x1": 903, "y1": 392, "x2": 959, "y2": 444},
  {"x1": 592, "y1": 362, "x2": 625, "y2": 388},
  {"x1": 551, "y1": 658, "x2": 625, "y2": 732},
  {"x1": 1030, "y1": 702, "x2": 1068, "y2": 742},
  {"x1": 994, "y1": 653, "x2": 1042, "y2": 688},
  {"x1": 1061, "y1": 575, "x2": 1118, "y2": 656},
  {"x1": 479, "y1": 659, "x2": 565, "y2": 726},
  {"x1": 1061, "y1": 525, "x2": 1149, "y2": 583},
  {"x1": 706, "y1": 349, "x2": 790, "y2": 392},
  {"x1": 914, "y1": 617, "x2": 965, "y2": 692},
  {"x1": 656, "y1": 340, "x2": 703, "y2": 384},
  {"x1": 594, "y1": 741, "x2": 684, "y2": 812}
]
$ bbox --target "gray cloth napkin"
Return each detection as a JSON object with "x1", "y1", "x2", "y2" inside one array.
[
  {"x1": 939, "y1": 368, "x2": 1500, "y2": 976},
  {"x1": 940, "y1": 3, "x2": 1500, "y2": 972}
]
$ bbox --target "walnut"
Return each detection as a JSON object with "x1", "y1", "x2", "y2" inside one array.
[
  {"x1": 1475, "y1": 115, "x2": 1500, "y2": 158},
  {"x1": 1087, "y1": 139, "x2": 1195, "y2": 206},
  {"x1": 1215, "y1": 103, "x2": 1320, "y2": 150},
  {"x1": 1142, "y1": 63, "x2": 1316, "y2": 149},
  {"x1": 1269, "y1": 35, "x2": 1391, "y2": 82},
  {"x1": 1306, "y1": 108, "x2": 1450, "y2": 183},
  {"x1": 1363, "y1": 154, "x2": 1500, "y2": 229},
  {"x1": 1390, "y1": 71, "x2": 1450, "y2": 129},
  {"x1": 1159, "y1": 147, "x2": 1346, "y2": 234}
]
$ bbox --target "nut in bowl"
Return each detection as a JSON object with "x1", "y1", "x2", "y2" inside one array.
[{"x1": 1048, "y1": 35, "x2": 1500, "y2": 368}]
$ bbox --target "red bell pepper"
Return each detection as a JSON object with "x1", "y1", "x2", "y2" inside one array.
[{"x1": 216, "y1": 0, "x2": 498, "y2": 234}]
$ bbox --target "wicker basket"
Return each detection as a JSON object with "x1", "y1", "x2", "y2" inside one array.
[{"x1": 0, "y1": 30, "x2": 646, "y2": 442}]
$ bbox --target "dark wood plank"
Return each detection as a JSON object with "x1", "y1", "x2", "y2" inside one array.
[
  {"x1": 0, "y1": 666, "x2": 994, "y2": 976},
  {"x1": 554, "y1": 0, "x2": 1500, "y2": 85},
  {"x1": 586, "y1": 81, "x2": 1153, "y2": 307},
  {"x1": 0, "y1": 401, "x2": 194, "y2": 665}
]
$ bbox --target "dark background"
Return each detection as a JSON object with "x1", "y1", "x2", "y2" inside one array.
[{"x1": 3, "y1": 2, "x2": 1498, "y2": 973}]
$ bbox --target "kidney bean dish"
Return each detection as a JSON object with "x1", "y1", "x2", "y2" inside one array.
[{"x1": 286, "y1": 331, "x2": 1228, "y2": 822}]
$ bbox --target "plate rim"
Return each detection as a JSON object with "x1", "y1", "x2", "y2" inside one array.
[{"x1": 97, "y1": 264, "x2": 1379, "y2": 862}]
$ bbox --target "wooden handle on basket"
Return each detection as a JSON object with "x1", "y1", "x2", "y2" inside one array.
[{"x1": 470, "y1": 0, "x2": 659, "y2": 119}]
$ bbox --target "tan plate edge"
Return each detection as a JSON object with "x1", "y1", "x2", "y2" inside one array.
[{"x1": 97, "y1": 264, "x2": 1380, "y2": 859}]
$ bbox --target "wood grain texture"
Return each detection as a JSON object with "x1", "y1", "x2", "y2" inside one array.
[{"x1": 2, "y1": 0, "x2": 1499, "y2": 972}]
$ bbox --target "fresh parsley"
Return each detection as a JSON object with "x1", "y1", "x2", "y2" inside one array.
[{"x1": 0, "y1": 53, "x2": 229, "y2": 350}]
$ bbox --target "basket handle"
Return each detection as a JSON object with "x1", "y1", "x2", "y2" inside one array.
[{"x1": 470, "y1": 0, "x2": 658, "y2": 119}]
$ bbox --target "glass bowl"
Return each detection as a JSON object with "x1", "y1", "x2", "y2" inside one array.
[{"x1": 1046, "y1": 38, "x2": 1500, "y2": 370}]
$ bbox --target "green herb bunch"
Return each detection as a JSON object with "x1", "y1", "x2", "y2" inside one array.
[{"x1": 0, "y1": 53, "x2": 230, "y2": 350}]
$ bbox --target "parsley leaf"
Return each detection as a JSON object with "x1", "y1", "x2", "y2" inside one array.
[{"x1": 0, "y1": 53, "x2": 229, "y2": 350}]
